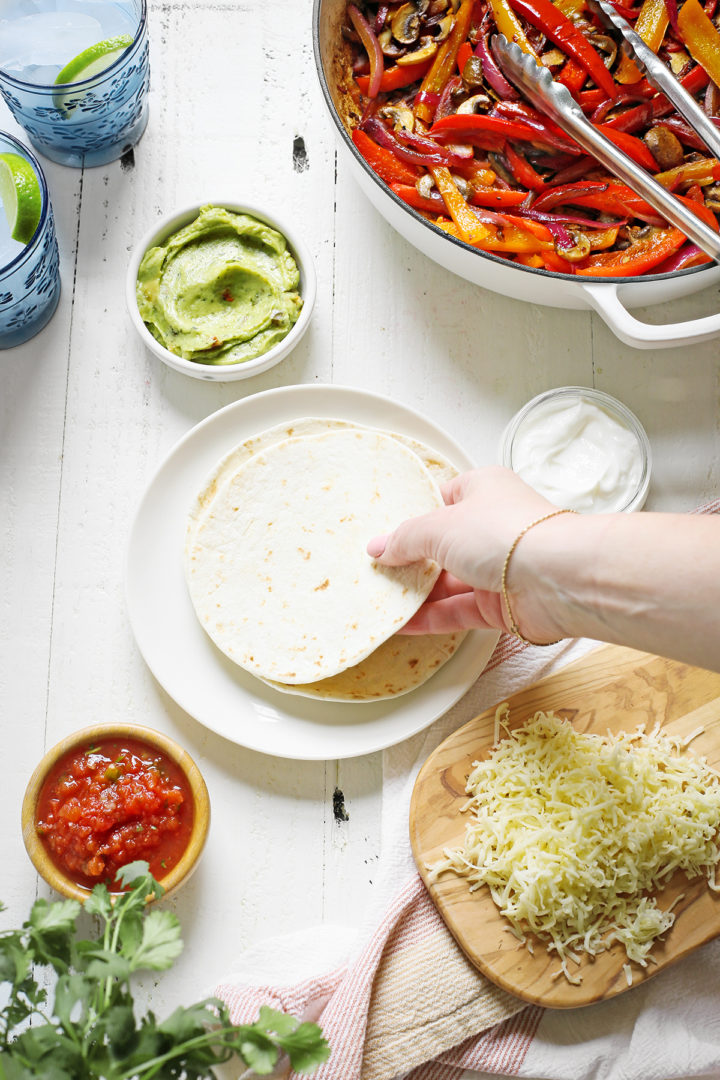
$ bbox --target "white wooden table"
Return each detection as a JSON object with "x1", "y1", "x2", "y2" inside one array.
[{"x1": 2, "y1": 0, "x2": 720, "y2": 1060}]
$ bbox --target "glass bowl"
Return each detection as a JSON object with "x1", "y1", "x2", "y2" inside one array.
[{"x1": 499, "y1": 386, "x2": 652, "y2": 514}]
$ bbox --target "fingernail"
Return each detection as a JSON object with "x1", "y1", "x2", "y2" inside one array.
[{"x1": 367, "y1": 535, "x2": 388, "y2": 558}]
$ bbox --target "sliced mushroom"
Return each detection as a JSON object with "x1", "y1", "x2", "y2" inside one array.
[
  {"x1": 378, "y1": 26, "x2": 406, "y2": 57},
  {"x1": 644, "y1": 125, "x2": 684, "y2": 171},
  {"x1": 427, "y1": 0, "x2": 449, "y2": 13},
  {"x1": 431, "y1": 13, "x2": 455, "y2": 39},
  {"x1": 417, "y1": 174, "x2": 437, "y2": 198},
  {"x1": 706, "y1": 80, "x2": 720, "y2": 116},
  {"x1": 540, "y1": 47, "x2": 566, "y2": 66},
  {"x1": 450, "y1": 173, "x2": 470, "y2": 198},
  {"x1": 457, "y1": 91, "x2": 492, "y2": 113},
  {"x1": 588, "y1": 32, "x2": 617, "y2": 69},
  {"x1": 397, "y1": 35, "x2": 439, "y2": 63},
  {"x1": 379, "y1": 103, "x2": 415, "y2": 133},
  {"x1": 703, "y1": 184, "x2": 720, "y2": 211},
  {"x1": 557, "y1": 232, "x2": 592, "y2": 262},
  {"x1": 461, "y1": 55, "x2": 486, "y2": 90},
  {"x1": 391, "y1": 2, "x2": 422, "y2": 44}
]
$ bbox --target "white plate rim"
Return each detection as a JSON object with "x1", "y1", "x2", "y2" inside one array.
[{"x1": 124, "y1": 384, "x2": 500, "y2": 760}]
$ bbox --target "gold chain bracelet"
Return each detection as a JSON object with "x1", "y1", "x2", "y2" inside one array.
[{"x1": 500, "y1": 508, "x2": 577, "y2": 647}]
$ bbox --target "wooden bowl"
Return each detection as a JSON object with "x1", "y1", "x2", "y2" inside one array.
[{"x1": 21, "y1": 723, "x2": 210, "y2": 901}]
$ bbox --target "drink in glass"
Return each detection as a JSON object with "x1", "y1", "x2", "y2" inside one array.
[
  {"x1": 0, "y1": 131, "x2": 60, "y2": 347},
  {"x1": 0, "y1": 0, "x2": 149, "y2": 167}
]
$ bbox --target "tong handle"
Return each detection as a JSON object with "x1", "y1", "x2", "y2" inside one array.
[
  {"x1": 589, "y1": 0, "x2": 720, "y2": 162},
  {"x1": 492, "y1": 34, "x2": 720, "y2": 263}
]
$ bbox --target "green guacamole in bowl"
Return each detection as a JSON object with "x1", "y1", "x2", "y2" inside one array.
[{"x1": 136, "y1": 205, "x2": 303, "y2": 366}]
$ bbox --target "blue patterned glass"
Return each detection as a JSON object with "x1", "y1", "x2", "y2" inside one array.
[
  {"x1": 0, "y1": 132, "x2": 60, "y2": 349},
  {"x1": 0, "y1": 1, "x2": 149, "y2": 168}
]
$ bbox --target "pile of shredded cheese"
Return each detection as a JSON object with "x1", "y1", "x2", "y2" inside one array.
[{"x1": 429, "y1": 709, "x2": 720, "y2": 983}]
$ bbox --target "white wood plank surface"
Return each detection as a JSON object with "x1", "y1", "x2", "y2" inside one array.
[{"x1": 1, "y1": 0, "x2": 720, "y2": 1055}]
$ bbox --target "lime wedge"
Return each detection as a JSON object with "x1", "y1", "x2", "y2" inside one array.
[
  {"x1": 54, "y1": 34, "x2": 133, "y2": 85},
  {"x1": 0, "y1": 153, "x2": 42, "y2": 246}
]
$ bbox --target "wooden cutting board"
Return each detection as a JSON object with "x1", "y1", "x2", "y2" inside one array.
[{"x1": 409, "y1": 645, "x2": 720, "y2": 1009}]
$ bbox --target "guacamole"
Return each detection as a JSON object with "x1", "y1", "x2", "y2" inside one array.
[{"x1": 136, "y1": 205, "x2": 303, "y2": 365}]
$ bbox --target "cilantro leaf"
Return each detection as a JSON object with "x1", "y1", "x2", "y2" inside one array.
[
  {"x1": 0, "y1": 868, "x2": 328, "y2": 1078},
  {"x1": 127, "y1": 909, "x2": 182, "y2": 972}
]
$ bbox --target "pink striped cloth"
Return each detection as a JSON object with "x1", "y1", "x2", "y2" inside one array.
[
  {"x1": 217, "y1": 500, "x2": 720, "y2": 1080},
  {"x1": 216, "y1": 632, "x2": 573, "y2": 1080}
]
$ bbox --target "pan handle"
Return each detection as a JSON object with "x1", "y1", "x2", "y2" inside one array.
[{"x1": 580, "y1": 282, "x2": 720, "y2": 350}]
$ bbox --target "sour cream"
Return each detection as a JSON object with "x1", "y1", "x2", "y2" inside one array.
[{"x1": 502, "y1": 389, "x2": 650, "y2": 514}]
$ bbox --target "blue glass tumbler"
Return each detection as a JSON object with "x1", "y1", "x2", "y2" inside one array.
[
  {"x1": 0, "y1": 0, "x2": 149, "y2": 169},
  {"x1": 0, "y1": 131, "x2": 60, "y2": 348}
]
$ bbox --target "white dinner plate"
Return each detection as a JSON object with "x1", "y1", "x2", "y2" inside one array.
[{"x1": 124, "y1": 384, "x2": 500, "y2": 760}]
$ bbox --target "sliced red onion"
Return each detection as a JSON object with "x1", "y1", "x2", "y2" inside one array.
[
  {"x1": 362, "y1": 116, "x2": 461, "y2": 167},
  {"x1": 654, "y1": 242, "x2": 707, "y2": 272},
  {"x1": 348, "y1": 4, "x2": 384, "y2": 99},
  {"x1": 374, "y1": 4, "x2": 389, "y2": 33},
  {"x1": 663, "y1": 0, "x2": 680, "y2": 33},
  {"x1": 414, "y1": 90, "x2": 441, "y2": 110},
  {"x1": 475, "y1": 31, "x2": 520, "y2": 100},
  {"x1": 520, "y1": 207, "x2": 625, "y2": 229}
]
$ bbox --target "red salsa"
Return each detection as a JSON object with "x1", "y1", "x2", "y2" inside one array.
[{"x1": 35, "y1": 737, "x2": 194, "y2": 891}]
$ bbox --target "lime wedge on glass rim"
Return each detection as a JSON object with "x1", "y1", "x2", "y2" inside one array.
[
  {"x1": 54, "y1": 35, "x2": 134, "y2": 85},
  {"x1": 0, "y1": 153, "x2": 42, "y2": 247}
]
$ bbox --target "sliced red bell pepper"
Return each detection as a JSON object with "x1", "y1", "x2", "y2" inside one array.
[
  {"x1": 575, "y1": 226, "x2": 685, "y2": 275},
  {"x1": 595, "y1": 124, "x2": 660, "y2": 170},
  {"x1": 556, "y1": 57, "x2": 588, "y2": 93},
  {"x1": 456, "y1": 41, "x2": 473, "y2": 75},
  {"x1": 677, "y1": 0, "x2": 720, "y2": 89},
  {"x1": 352, "y1": 129, "x2": 421, "y2": 186},
  {"x1": 504, "y1": 141, "x2": 546, "y2": 189},
  {"x1": 542, "y1": 180, "x2": 664, "y2": 221},
  {"x1": 391, "y1": 183, "x2": 449, "y2": 215},
  {"x1": 355, "y1": 58, "x2": 433, "y2": 96},
  {"x1": 507, "y1": 0, "x2": 618, "y2": 98},
  {"x1": 431, "y1": 112, "x2": 580, "y2": 153},
  {"x1": 347, "y1": 4, "x2": 384, "y2": 99},
  {"x1": 674, "y1": 192, "x2": 720, "y2": 231},
  {"x1": 415, "y1": 0, "x2": 475, "y2": 123},
  {"x1": 470, "y1": 187, "x2": 529, "y2": 206},
  {"x1": 602, "y1": 65, "x2": 709, "y2": 134}
]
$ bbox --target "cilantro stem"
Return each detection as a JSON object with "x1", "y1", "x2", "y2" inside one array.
[{"x1": 116, "y1": 1028, "x2": 243, "y2": 1079}]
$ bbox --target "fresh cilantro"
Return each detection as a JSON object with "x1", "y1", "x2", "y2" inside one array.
[{"x1": 0, "y1": 864, "x2": 330, "y2": 1078}]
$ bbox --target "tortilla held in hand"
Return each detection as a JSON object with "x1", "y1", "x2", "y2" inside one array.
[{"x1": 185, "y1": 428, "x2": 444, "y2": 685}]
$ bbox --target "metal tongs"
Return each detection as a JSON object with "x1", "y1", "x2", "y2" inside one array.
[{"x1": 492, "y1": 15, "x2": 720, "y2": 263}]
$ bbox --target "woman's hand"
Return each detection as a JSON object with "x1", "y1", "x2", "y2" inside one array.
[{"x1": 367, "y1": 467, "x2": 564, "y2": 641}]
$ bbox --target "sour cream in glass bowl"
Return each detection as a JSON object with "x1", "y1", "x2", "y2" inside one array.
[{"x1": 500, "y1": 387, "x2": 652, "y2": 514}]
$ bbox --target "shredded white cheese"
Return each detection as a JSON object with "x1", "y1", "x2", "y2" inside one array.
[{"x1": 429, "y1": 709, "x2": 720, "y2": 983}]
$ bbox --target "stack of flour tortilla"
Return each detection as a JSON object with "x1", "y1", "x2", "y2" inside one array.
[{"x1": 184, "y1": 418, "x2": 467, "y2": 701}]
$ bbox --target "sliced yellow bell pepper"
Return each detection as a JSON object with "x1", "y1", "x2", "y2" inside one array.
[
  {"x1": 430, "y1": 167, "x2": 491, "y2": 244},
  {"x1": 415, "y1": 0, "x2": 475, "y2": 123},
  {"x1": 616, "y1": 0, "x2": 669, "y2": 83},
  {"x1": 488, "y1": 0, "x2": 540, "y2": 58},
  {"x1": 678, "y1": 0, "x2": 720, "y2": 90}
]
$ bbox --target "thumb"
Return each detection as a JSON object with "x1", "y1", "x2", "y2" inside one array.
[{"x1": 367, "y1": 505, "x2": 451, "y2": 567}]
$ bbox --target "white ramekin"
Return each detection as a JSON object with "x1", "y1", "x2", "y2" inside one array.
[{"x1": 126, "y1": 200, "x2": 316, "y2": 382}]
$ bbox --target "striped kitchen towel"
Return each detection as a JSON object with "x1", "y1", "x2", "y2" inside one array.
[{"x1": 215, "y1": 501, "x2": 720, "y2": 1080}]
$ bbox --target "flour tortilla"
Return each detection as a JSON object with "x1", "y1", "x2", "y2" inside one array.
[
  {"x1": 186, "y1": 428, "x2": 445, "y2": 684},
  {"x1": 185, "y1": 418, "x2": 466, "y2": 701}
]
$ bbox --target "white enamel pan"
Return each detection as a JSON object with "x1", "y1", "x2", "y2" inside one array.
[{"x1": 313, "y1": 0, "x2": 720, "y2": 349}]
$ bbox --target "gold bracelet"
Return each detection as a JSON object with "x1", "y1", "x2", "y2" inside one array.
[{"x1": 500, "y1": 508, "x2": 577, "y2": 647}]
